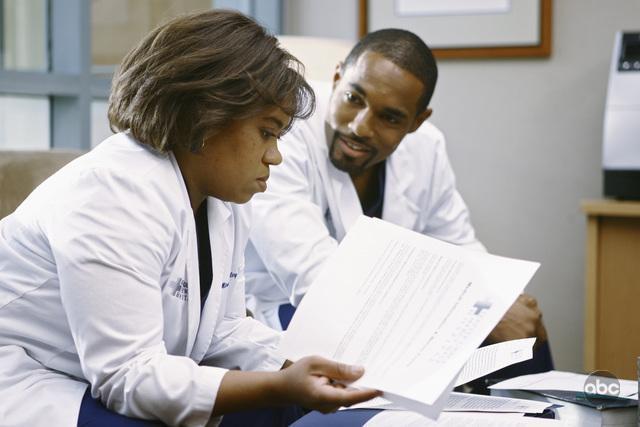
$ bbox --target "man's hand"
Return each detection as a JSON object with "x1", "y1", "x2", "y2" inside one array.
[
  {"x1": 487, "y1": 293, "x2": 548, "y2": 345},
  {"x1": 276, "y1": 356, "x2": 381, "y2": 413}
]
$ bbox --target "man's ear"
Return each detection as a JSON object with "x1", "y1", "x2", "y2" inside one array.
[
  {"x1": 332, "y1": 62, "x2": 344, "y2": 90},
  {"x1": 409, "y1": 108, "x2": 432, "y2": 133}
]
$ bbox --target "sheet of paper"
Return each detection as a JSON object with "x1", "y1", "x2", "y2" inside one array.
[
  {"x1": 348, "y1": 392, "x2": 551, "y2": 414},
  {"x1": 280, "y1": 216, "x2": 540, "y2": 418},
  {"x1": 489, "y1": 370, "x2": 638, "y2": 400},
  {"x1": 345, "y1": 396, "x2": 404, "y2": 411},
  {"x1": 378, "y1": 375, "x2": 457, "y2": 419},
  {"x1": 395, "y1": 0, "x2": 510, "y2": 16},
  {"x1": 444, "y1": 392, "x2": 551, "y2": 413},
  {"x1": 455, "y1": 338, "x2": 536, "y2": 386},
  {"x1": 364, "y1": 411, "x2": 566, "y2": 427}
]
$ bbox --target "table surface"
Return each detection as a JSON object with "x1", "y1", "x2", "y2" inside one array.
[{"x1": 582, "y1": 199, "x2": 640, "y2": 216}]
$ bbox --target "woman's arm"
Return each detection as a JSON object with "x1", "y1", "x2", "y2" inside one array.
[{"x1": 213, "y1": 356, "x2": 380, "y2": 416}]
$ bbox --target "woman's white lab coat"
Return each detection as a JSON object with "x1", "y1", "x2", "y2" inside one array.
[
  {"x1": 245, "y1": 81, "x2": 485, "y2": 329},
  {"x1": 0, "y1": 133, "x2": 283, "y2": 427}
]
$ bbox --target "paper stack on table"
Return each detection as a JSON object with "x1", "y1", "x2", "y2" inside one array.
[
  {"x1": 279, "y1": 215, "x2": 540, "y2": 420},
  {"x1": 489, "y1": 370, "x2": 638, "y2": 400},
  {"x1": 454, "y1": 337, "x2": 536, "y2": 387},
  {"x1": 363, "y1": 411, "x2": 567, "y2": 427},
  {"x1": 489, "y1": 371, "x2": 638, "y2": 426},
  {"x1": 346, "y1": 338, "x2": 549, "y2": 413},
  {"x1": 349, "y1": 391, "x2": 552, "y2": 414}
]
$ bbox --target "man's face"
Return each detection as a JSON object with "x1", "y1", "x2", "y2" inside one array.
[{"x1": 326, "y1": 51, "x2": 432, "y2": 176}]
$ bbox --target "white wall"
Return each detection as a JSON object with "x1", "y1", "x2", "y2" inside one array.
[
  {"x1": 284, "y1": 0, "x2": 640, "y2": 372},
  {"x1": 283, "y1": 0, "x2": 358, "y2": 39}
]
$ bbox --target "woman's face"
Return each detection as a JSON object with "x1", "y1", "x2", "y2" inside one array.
[{"x1": 179, "y1": 106, "x2": 290, "y2": 206}]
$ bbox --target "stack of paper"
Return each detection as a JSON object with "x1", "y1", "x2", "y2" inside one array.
[
  {"x1": 363, "y1": 411, "x2": 567, "y2": 426},
  {"x1": 454, "y1": 337, "x2": 536, "y2": 387},
  {"x1": 346, "y1": 338, "x2": 550, "y2": 414},
  {"x1": 490, "y1": 371, "x2": 638, "y2": 426},
  {"x1": 489, "y1": 371, "x2": 638, "y2": 400},
  {"x1": 279, "y1": 216, "x2": 541, "y2": 420},
  {"x1": 349, "y1": 392, "x2": 551, "y2": 414}
]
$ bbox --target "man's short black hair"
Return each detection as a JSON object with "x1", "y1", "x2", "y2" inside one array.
[{"x1": 344, "y1": 29, "x2": 437, "y2": 113}]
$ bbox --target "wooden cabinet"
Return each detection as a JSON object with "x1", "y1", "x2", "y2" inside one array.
[{"x1": 582, "y1": 199, "x2": 640, "y2": 380}]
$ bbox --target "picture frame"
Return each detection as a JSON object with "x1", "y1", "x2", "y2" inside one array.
[{"x1": 358, "y1": 0, "x2": 552, "y2": 59}]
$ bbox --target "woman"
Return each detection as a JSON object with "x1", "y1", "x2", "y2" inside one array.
[{"x1": 0, "y1": 10, "x2": 378, "y2": 427}]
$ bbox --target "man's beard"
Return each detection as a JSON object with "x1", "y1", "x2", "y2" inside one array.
[{"x1": 328, "y1": 132, "x2": 377, "y2": 176}]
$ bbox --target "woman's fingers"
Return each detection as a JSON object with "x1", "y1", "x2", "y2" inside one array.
[
  {"x1": 307, "y1": 356, "x2": 365, "y2": 382},
  {"x1": 282, "y1": 355, "x2": 381, "y2": 411},
  {"x1": 311, "y1": 373, "x2": 381, "y2": 408},
  {"x1": 313, "y1": 385, "x2": 381, "y2": 413}
]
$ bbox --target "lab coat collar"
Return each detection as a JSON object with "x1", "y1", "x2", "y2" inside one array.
[
  {"x1": 317, "y1": 129, "x2": 421, "y2": 236},
  {"x1": 318, "y1": 122, "x2": 362, "y2": 239},
  {"x1": 382, "y1": 154, "x2": 420, "y2": 230}
]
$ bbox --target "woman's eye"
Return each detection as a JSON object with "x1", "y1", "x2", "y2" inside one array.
[{"x1": 261, "y1": 130, "x2": 276, "y2": 140}]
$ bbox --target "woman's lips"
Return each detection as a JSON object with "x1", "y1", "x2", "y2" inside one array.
[{"x1": 256, "y1": 175, "x2": 269, "y2": 191}]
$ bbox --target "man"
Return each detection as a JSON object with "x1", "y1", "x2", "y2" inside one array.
[{"x1": 245, "y1": 29, "x2": 548, "y2": 354}]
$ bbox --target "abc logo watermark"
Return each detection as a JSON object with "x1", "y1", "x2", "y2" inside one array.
[{"x1": 583, "y1": 370, "x2": 620, "y2": 402}]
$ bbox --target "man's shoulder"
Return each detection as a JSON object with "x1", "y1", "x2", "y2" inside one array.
[
  {"x1": 391, "y1": 121, "x2": 446, "y2": 162},
  {"x1": 405, "y1": 121, "x2": 445, "y2": 145}
]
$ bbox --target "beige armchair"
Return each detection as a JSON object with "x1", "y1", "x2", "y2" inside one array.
[{"x1": 0, "y1": 150, "x2": 83, "y2": 218}]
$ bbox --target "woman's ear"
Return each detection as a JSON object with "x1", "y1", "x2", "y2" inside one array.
[{"x1": 332, "y1": 62, "x2": 344, "y2": 90}]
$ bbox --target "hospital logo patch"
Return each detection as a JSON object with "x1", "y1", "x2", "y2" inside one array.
[{"x1": 173, "y1": 278, "x2": 189, "y2": 301}]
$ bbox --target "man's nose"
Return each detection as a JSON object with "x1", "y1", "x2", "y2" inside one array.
[{"x1": 348, "y1": 108, "x2": 374, "y2": 138}]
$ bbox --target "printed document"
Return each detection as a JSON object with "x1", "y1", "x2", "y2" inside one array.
[
  {"x1": 363, "y1": 411, "x2": 565, "y2": 427},
  {"x1": 455, "y1": 338, "x2": 535, "y2": 386},
  {"x1": 490, "y1": 371, "x2": 639, "y2": 400},
  {"x1": 349, "y1": 392, "x2": 551, "y2": 414},
  {"x1": 279, "y1": 216, "x2": 540, "y2": 418}
]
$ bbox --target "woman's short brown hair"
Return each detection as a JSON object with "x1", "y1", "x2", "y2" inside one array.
[{"x1": 108, "y1": 9, "x2": 315, "y2": 152}]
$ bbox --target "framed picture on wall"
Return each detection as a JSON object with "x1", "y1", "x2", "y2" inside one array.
[{"x1": 358, "y1": 0, "x2": 552, "y2": 59}]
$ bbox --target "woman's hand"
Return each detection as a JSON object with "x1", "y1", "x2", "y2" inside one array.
[
  {"x1": 276, "y1": 356, "x2": 381, "y2": 413},
  {"x1": 213, "y1": 355, "x2": 380, "y2": 416}
]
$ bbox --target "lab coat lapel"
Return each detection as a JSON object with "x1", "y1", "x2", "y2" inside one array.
[
  {"x1": 324, "y1": 157, "x2": 362, "y2": 241},
  {"x1": 329, "y1": 167, "x2": 362, "y2": 240},
  {"x1": 311, "y1": 118, "x2": 362, "y2": 239},
  {"x1": 184, "y1": 227, "x2": 200, "y2": 355},
  {"x1": 190, "y1": 198, "x2": 231, "y2": 362},
  {"x1": 383, "y1": 155, "x2": 420, "y2": 229},
  {"x1": 169, "y1": 153, "x2": 201, "y2": 356}
]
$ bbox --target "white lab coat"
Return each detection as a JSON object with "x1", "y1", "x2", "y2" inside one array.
[
  {"x1": 0, "y1": 133, "x2": 284, "y2": 427},
  {"x1": 245, "y1": 81, "x2": 485, "y2": 329}
]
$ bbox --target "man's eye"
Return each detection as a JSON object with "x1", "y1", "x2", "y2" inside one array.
[
  {"x1": 383, "y1": 114, "x2": 400, "y2": 125},
  {"x1": 345, "y1": 91, "x2": 361, "y2": 104}
]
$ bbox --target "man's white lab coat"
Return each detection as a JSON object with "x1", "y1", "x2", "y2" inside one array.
[
  {"x1": 0, "y1": 133, "x2": 283, "y2": 427},
  {"x1": 245, "y1": 82, "x2": 484, "y2": 329}
]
